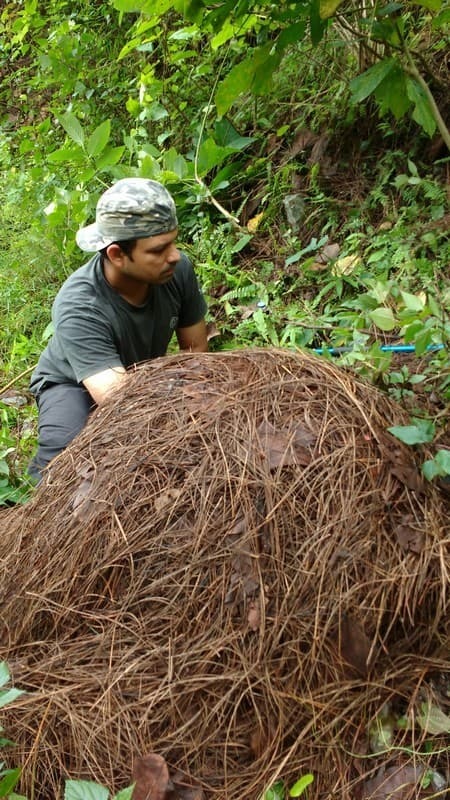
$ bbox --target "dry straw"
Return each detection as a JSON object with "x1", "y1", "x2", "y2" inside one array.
[{"x1": 1, "y1": 349, "x2": 449, "y2": 799}]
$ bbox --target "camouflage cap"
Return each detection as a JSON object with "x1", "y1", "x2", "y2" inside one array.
[{"x1": 76, "y1": 178, "x2": 178, "y2": 252}]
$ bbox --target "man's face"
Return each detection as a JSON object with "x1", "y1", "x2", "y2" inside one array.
[{"x1": 121, "y1": 230, "x2": 180, "y2": 285}]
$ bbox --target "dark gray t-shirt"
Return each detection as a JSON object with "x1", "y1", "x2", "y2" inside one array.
[{"x1": 30, "y1": 251, "x2": 206, "y2": 395}]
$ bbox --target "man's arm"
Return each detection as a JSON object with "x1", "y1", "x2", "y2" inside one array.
[
  {"x1": 176, "y1": 319, "x2": 208, "y2": 353},
  {"x1": 83, "y1": 366, "x2": 126, "y2": 405}
]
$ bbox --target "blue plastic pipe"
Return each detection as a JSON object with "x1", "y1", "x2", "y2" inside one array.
[{"x1": 313, "y1": 344, "x2": 445, "y2": 356}]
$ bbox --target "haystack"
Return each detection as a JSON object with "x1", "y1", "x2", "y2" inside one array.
[{"x1": 1, "y1": 349, "x2": 448, "y2": 800}]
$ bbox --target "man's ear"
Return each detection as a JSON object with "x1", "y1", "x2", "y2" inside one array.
[{"x1": 105, "y1": 243, "x2": 125, "y2": 264}]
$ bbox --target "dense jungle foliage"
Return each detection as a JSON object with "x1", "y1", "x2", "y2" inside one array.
[{"x1": 0, "y1": 0, "x2": 449, "y2": 502}]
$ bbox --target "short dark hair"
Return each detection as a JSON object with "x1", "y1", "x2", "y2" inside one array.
[{"x1": 99, "y1": 239, "x2": 137, "y2": 261}]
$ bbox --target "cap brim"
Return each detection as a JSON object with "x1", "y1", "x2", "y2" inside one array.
[{"x1": 76, "y1": 223, "x2": 114, "y2": 253}]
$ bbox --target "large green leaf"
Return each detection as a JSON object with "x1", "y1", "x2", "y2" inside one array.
[
  {"x1": 0, "y1": 767, "x2": 21, "y2": 798},
  {"x1": 64, "y1": 780, "x2": 109, "y2": 800},
  {"x1": 319, "y1": 0, "x2": 345, "y2": 19},
  {"x1": 369, "y1": 307, "x2": 397, "y2": 331},
  {"x1": 111, "y1": 0, "x2": 174, "y2": 12},
  {"x1": 374, "y1": 68, "x2": 411, "y2": 119},
  {"x1": 59, "y1": 112, "x2": 85, "y2": 147},
  {"x1": 0, "y1": 687, "x2": 25, "y2": 708},
  {"x1": 406, "y1": 78, "x2": 436, "y2": 136},
  {"x1": 86, "y1": 120, "x2": 111, "y2": 158},
  {"x1": 215, "y1": 43, "x2": 273, "y2": 115},
  {"x1": 388, "y1": 420, "x2": 435, "y2": 445},
  {"x1": 350, "y1": 58, "x2": 396, "y2": 103}
]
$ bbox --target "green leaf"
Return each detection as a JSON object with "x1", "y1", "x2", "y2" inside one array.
[
  {"x1": 319, "y1": 0, "x2": 344, "y2": 19},
  {"x1": 276, "y1": 21, "x2": 307, "y2": 50},
  {"x1": 350, "y1": 58, "x2": 396, "y2": 104},
  {"x1": 400, "y1": 290, "x2": 425, "y2": 312},
  {"x1": 0, "y1": 768, "x2": 21, "y2": 798},
  {"x1": 310, "y1": 0, "x2": 327, "y2": 44},
  {"x1": 47, "y1": 147, "x2": 85, "y2": 164},
  {"x1": 95, "y1": 146, "x2": 125, "y2": 171},
  {"x1": 64, "y1": 780, "x2": 109, "y2": 800},
  {"x1": 410, "y1": 0, "x2": 442, "y2": 9},
  {"x1": 374, "y1": 68, "x2": 411, "y2": 119},
  {"x1": 0, "y1": 662, "x2": 10, "y2": 689},
  {"x1": 265, "y1": 781, "x2": 285, "y2": 800},
  {"x1": 86, "y1": 120, "x2": 111, "y2": 158},
  {"x1": 388, "y1": 420, "x2": 435, "y2": 445},
  {"x1": 0, "y1": 687, "x2": 25, "y2": 709},
  {"x1": 417, "y1": 702, "x2": 450, "y2": 734},
  {"x1": 112, "y1": 786, "x2": 135, "y2": 800},
  {"x1": 215, "y1": 44, "x2": 274, "y2": 115},
  {"x1": 59, "y1": 112, "x2": 85, "y2": 147},
  {"x1": 369, "y1": 307, "x2": 397, "y2": 331},
  {"x1": 289, "y1": 774, "x2": 314, "y2": 796},
  {"x1": 406, "y1": 78, "x2": 436, "y2": 136}
]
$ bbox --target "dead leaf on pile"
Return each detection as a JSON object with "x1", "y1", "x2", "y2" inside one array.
[
  {"x1": 255, "y1": 420, "x2": 315, "y2": 470},
  {"x1": 71, "y1": 464, "x2": 96, "y2": 521},
  {"x1": 247, "y1": 599, "x2": 261, "y2": 631},
  {"x1": 154, "y1": 488, "x2": 182, "y2": 513},
  {"x1": 132, "y1": 753, "x2": 171, "y2": 800},
  {"x1": 338, "y1": 614, "x2": 371, "y2": 677},
  {"x1": 394, "y1": 518, "x2": 425, "y2": 554},
  {"x1": 361, "y1": 764, "x2": 433, "y2": 799},
  {"x1": 225, "y1": 551, "x2": 260, "y2": 605}
]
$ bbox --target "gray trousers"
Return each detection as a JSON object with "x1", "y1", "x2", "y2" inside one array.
[{"x1": 28, "y1": 383, "x2": 95, "y2": 481}]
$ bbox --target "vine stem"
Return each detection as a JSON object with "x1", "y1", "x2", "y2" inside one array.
[{"x1": 403, "y1": 44, "x2": 450, "y2": 150}]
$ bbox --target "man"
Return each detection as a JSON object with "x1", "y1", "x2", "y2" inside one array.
[{"x1": 28, "y1": 178, "x2": 208, "y2": 480}]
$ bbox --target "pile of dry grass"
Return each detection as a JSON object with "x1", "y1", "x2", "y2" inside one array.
[{"x1": 1, "y1": 349, "x2": 448, "y2": 800}]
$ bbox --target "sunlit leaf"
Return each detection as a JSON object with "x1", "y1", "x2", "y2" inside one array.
[
  {"x1": 369, "y1": 307, "x2": 397, "y2": 331},
  {"x1": 289, "y1": 774, "x2": 314, "y2": 796},
  {"x1": 64, "y1": 779, "x2": 109, "y2": 800},
  {"x1": 319, "y1": 0, "x2": 344, "y2": 19},
  {"x1": 86, "y1": 120, "x2": 111, "y2": 158},
  {"x1": 59, "y1": 112, "x2": 85, "y2": 147}
]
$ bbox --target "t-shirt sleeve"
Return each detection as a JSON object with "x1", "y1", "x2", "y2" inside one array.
[
  {"x1": 54, "y1": 303, "x2": 124, "y2": 384},
  {"x1": 176, "y1": 256, "x2": 207, "y2": 328}
]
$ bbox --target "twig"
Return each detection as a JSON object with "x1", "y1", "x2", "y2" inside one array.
[{"x1": 0, "y1": 364, "x2": 37, "y2": 395}]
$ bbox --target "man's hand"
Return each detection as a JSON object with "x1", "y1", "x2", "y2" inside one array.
[
  {"x1": 176, "y1": 320, "x2": 208, "y2": 353},
  {"x1": 83, "y1": 366, "x2": 126, "y2": 405}
]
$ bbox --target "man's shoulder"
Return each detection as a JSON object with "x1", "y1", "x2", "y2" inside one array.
[{"x1": 53, "y1": 255, "x2": 104, "y2": 310}]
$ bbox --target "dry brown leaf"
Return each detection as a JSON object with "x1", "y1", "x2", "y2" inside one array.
[
  {"x1": 247, "y1": 599, "x2": 261, "y2": 631},
  {"x1": 339, "y1": 614, "x2": 371, "y2": 677},
  {"x1": 132, "y1": 753, "x2": 171, "y2": 800},
  {"x1": 247, "y1": 212, "x2": 264, "y2": 232},
  {"x1": 394, "y1": 522, "x2": 425, "y2": 554},
  {"x1": 361, "y1": 764, "x2": 430, "y2": 799},
  {"x1": 154, "y1": 488, "x2": 182, "y2": 513},
  {"x1": 255, "y1": 420, "x2": 315, "y2": 470}
]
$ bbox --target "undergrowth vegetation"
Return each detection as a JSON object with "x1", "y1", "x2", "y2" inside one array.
[{"x1": 0, "y1": 0, "x2": 449, "y2": 502}]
